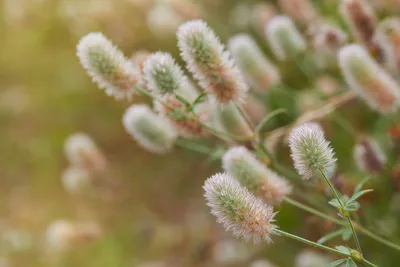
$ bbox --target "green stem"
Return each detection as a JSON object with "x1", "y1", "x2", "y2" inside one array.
[
  {"x1": 362, "y1": 258, "x2": 378, "y2": 267},
  {"x1": 273, "y1": 229, "x2": 348, "y2": 256},
  {"x1": 137, "y1": 86, "x2": 254, "y2": 142},
  {"x1": 358, "y1": 226, "x2": 400, "y2": 252},
  {"x1": 283, "y1": 196, "x2": 346, "y2": 226},
  {"x1": 175, "y1": 139, "x2": 216, "y2": 155},
  {"x1": 195, "y1": 119, "x2": 254, "y2": 142},
  {"x1": 255, "y1": 108, "x2": 288, "y2": 134},
  {"x1": 234, "y1": 102, "x2": 255, "y2": 129},
  {"x1": 319, "y1": 170, "x2": 363, "y2": 254}
]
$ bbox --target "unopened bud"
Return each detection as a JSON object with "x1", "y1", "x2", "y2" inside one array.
[
  {"x1": 122, "y1": 104, "x2": 177, "y2": 154},
  {"x1": 339, "y1": 44, "x2": 400, "y2": 113},
  {"x1": 265, "y1": 16, "x2": 307, "y2": 61},
  {"x1": 278, "y1": 0, "x2": 318, "y2": 25},
  {"x1": 340, "y1": 0, "x2": 382, "y2": 58},
  {"x1": 228, "y1": 34, "x2": 280, "y2": 91},
  {"x1": 213, "y1": 102, "x2": 253, "y2": 139}
]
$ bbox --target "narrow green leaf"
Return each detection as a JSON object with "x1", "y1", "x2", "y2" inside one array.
[
  {"x1": 348, "y1": 189, "x2": 373, "y2": 204},
  {"x1": 346, "y1": 259, "x2": 357, "y2": 267},
  {"x1": 327, "y1": 259, "x2": 347, "y2": 267},
  {"x1": 192, "y1": 92, "x2": 207, "y2": 106},
  {"x1": 175, "y1": 94, "x2": 191, "y2": 109},
  {"x1": 317, "y1": 228, "x2": 347, "y2": 244},
  {"x1": 255, "y1": 108, "x2": 288, "y2": 133},
  {"x1": 167, "y1": 111, "x2": 186, "y2": 120},
  {"x1": 354, "y1": 176, "x2": 372, "y2": 193}
]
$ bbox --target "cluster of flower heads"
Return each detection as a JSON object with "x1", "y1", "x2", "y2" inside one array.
[
  {"x1": 203, "y1": 122, "x2": 339, "y2": 245},
  {"x1": 72, "y1": 0, "x2": 397, "y2": 258}
]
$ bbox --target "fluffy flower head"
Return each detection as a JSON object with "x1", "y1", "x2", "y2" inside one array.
[
  {"x1": 77, "y1": 32, "x2": 140, "y2": 100},
  {"x1": 177, "y1": 20, "x2": 248, "y2": 103},
  {"x1": 204, "y1": 173, "x2": 277, "y2": 244},
  {"x1": 288, "y1": 123, "x2": 336, "y2": 179},
  {"x1": 143, "y1": 52, "x2": 186, "y2": 96}
]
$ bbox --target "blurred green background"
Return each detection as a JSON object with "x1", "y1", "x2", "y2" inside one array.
[{"x1": 1, "y1": 0, "x2": 400, "y2": 266}]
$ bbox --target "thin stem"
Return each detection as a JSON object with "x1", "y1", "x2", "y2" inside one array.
[
  {"x1": 319, "y1": 170, "x2": 363, "y2": 254},
  {"x1": 273, "y1": 229, "x2": 348, "y2": 256},
  {"x1": 347, "y1": 215, "x2": 363, "y2": 254},
  {"x1": 136, "y1": 86, "x2": 254, "y2": 142},
  {"x1": 234, "y1": 102, "x2": 255, "y2": 129},
  {"x1": 195, "y1": 119, "x2": 255, "y2": 142},
  {"x1": 283, "y1": 196, "x2": 346, "y2": 226},
  {"x1": 255, "y1": 108, "x2": 288, "y2": 134},
  {"x1": 362, "y1": 258, "x2": 378, "y2": 267},
  {"x1": 358, "y1": 226, "x2": 400, "y2": 252},
  {"x1": 175, "y1": 139, "x2": 216, "y2": 155}
]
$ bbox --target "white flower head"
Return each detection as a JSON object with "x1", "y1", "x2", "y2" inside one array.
[
  {"x1": 122, "y1": 104, "x2": 177, "y2": 154},
  {"x1": 339, "y1": 44, "x2": 400, "y2": 113},
  {"x1": 228, "y1": 34, "x2": 280, "y2": 91},
  {"x1": 203, "y1": 173, "x2": 277, "y2": 244},
  {"x1": 77, "y1": 32, "x2": 140, "y2": 100},
  {"x1": 265, "y1": 16, "x2": 307, "y2": 61},
  {"x1": 288, "y1": 123, "x2": 336, "y2": 179},
  {"x1": 177, "y1": 20, "x2": 248, "y2": 103},
  {"x1": 223, "y1": 146, "x2": 292, "y2": 205},
  {"x1": 143, "y1": 52, "x2": 187, "y2": 96}
]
